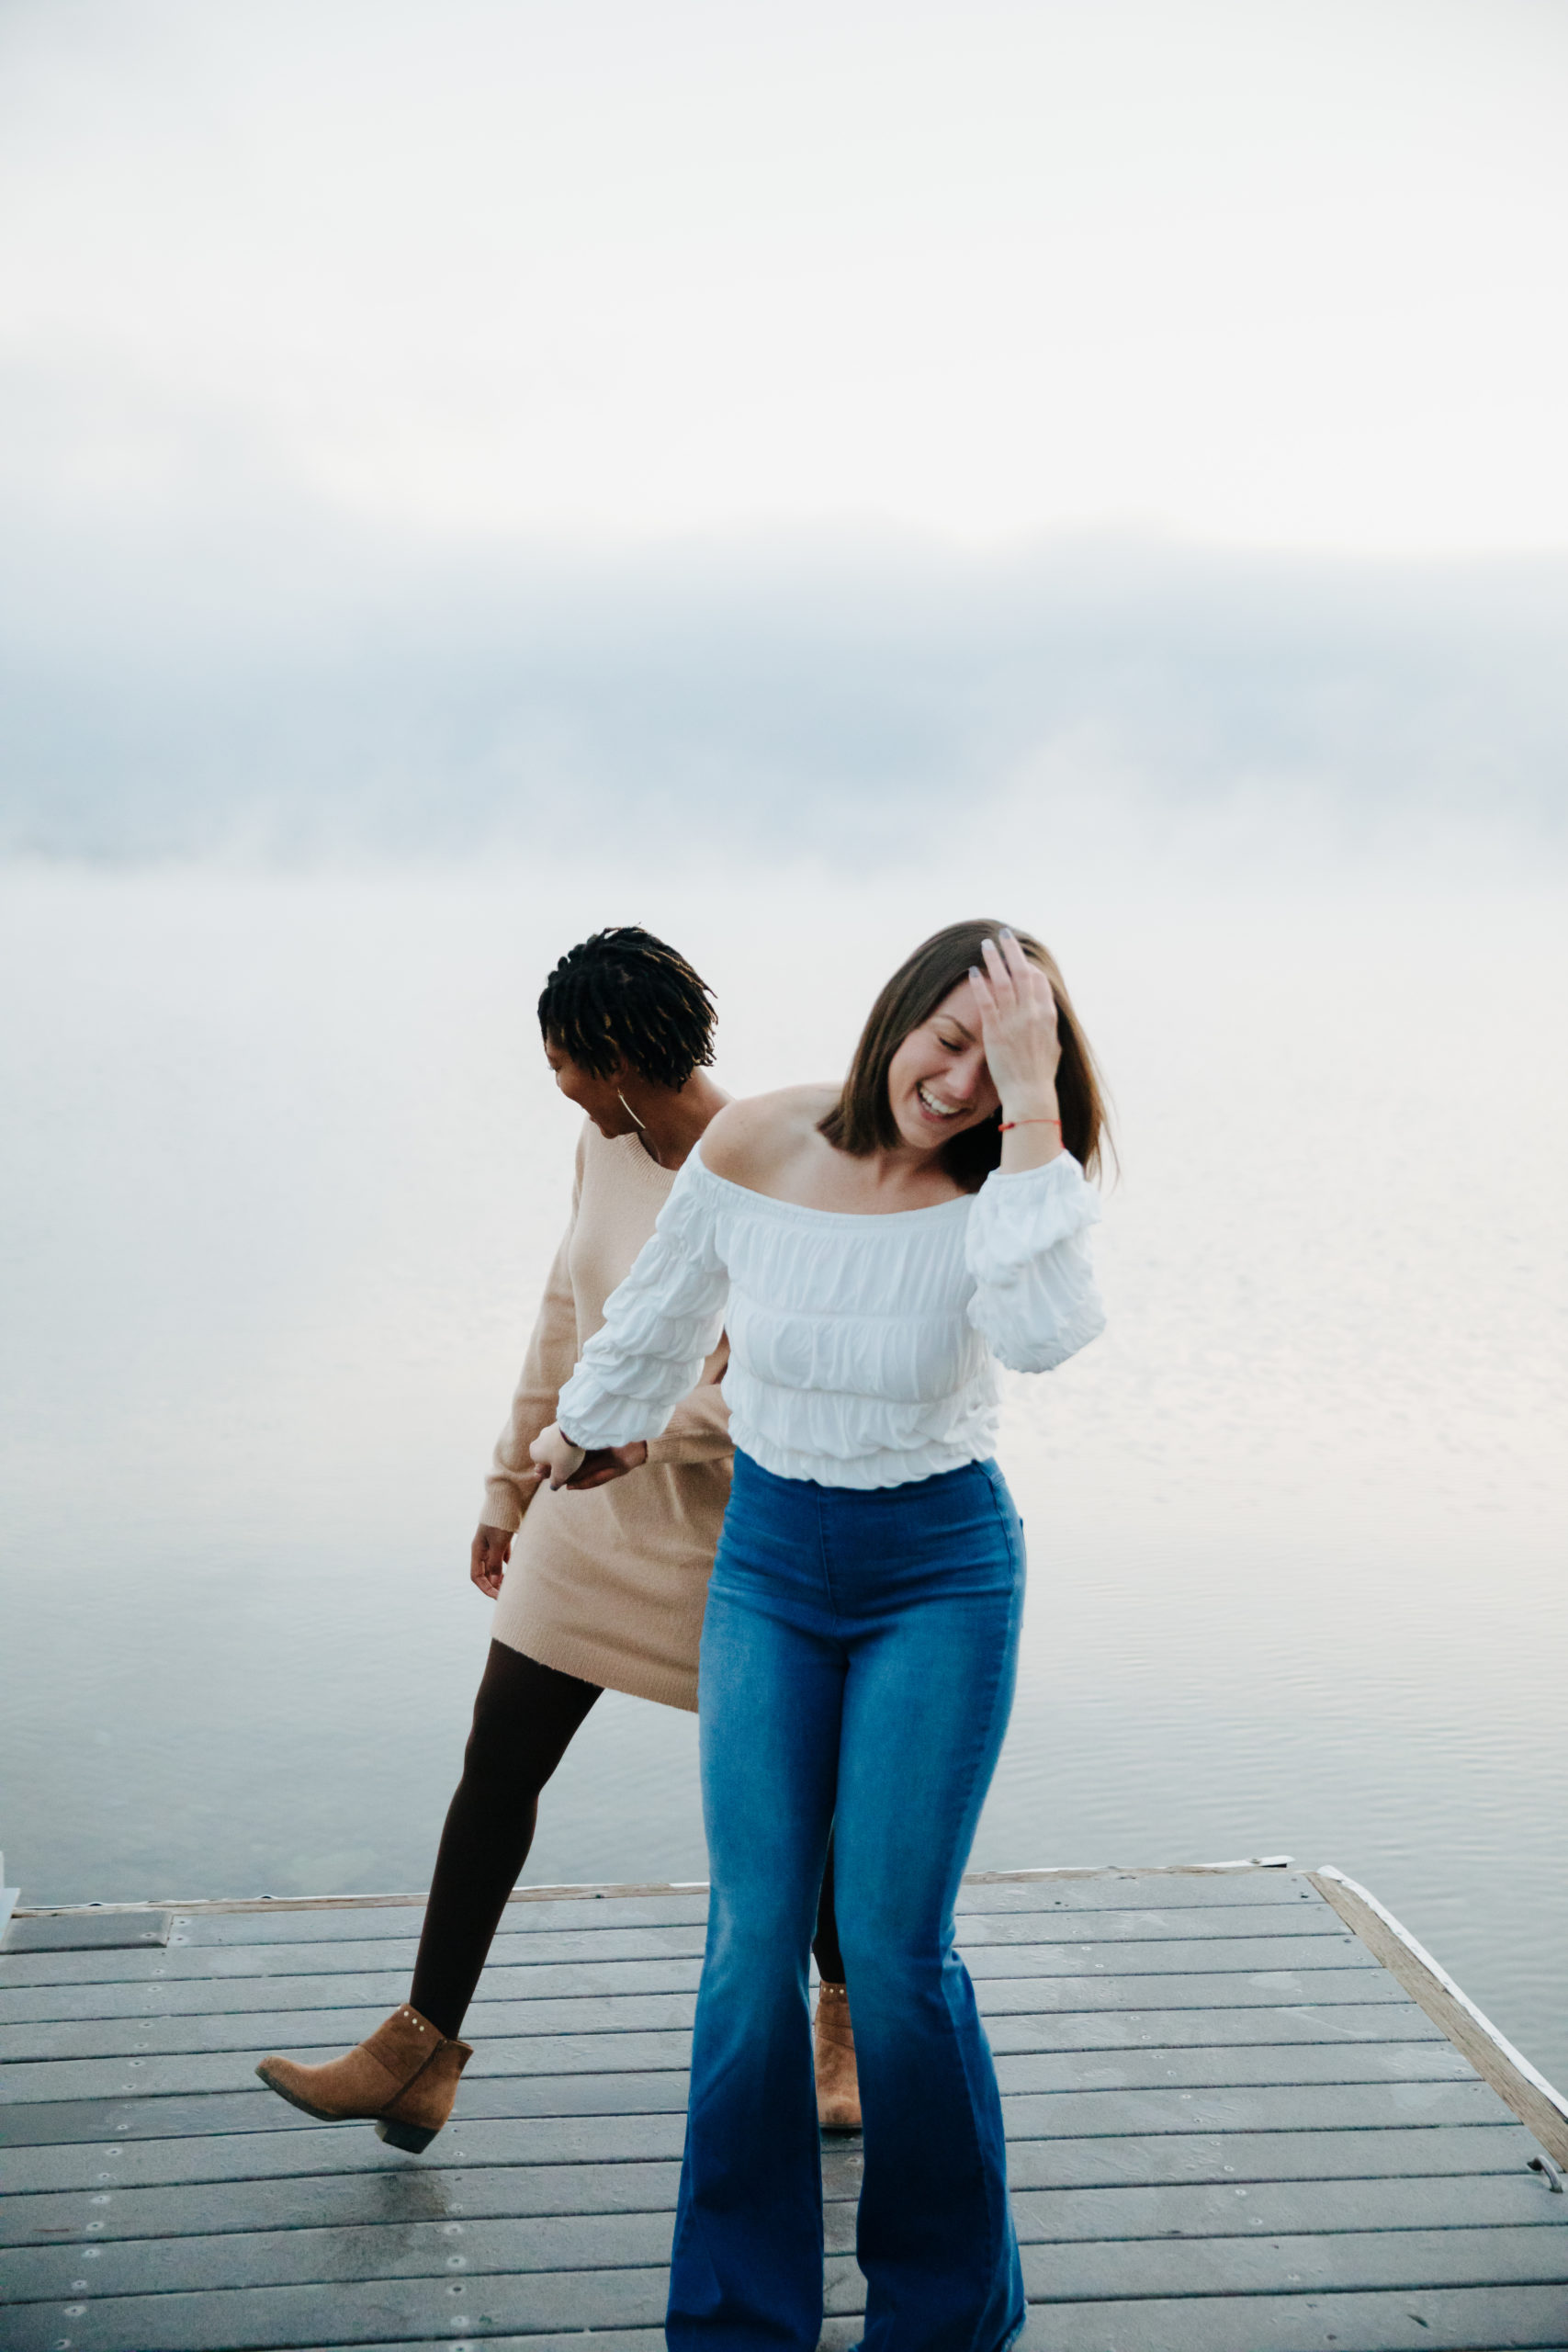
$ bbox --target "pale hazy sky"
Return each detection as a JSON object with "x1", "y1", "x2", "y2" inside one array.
[{"x1": 3, "y1": 0, "x2": 1566, "y2": 555}]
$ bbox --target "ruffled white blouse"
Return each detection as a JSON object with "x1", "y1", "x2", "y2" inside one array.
[{"x1": 555, "y1": 1146, "x2": 1105, "y2": 1490}]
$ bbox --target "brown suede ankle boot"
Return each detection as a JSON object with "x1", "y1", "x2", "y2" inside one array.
[
  {"x1": 814, "y1": 1981, "x2": 861, "y2": 2132},
  {"x1": 256, "y1": 2005, "x2": 473, "y2": 2154}
]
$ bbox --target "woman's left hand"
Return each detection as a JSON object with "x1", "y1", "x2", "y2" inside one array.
[{"x1": 970, "y1": 931, "x2": 1062, "y2": 1124}]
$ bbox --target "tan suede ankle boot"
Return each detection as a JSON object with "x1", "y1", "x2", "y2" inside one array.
[
  {"x1": 814, "y1": 1981, "x2": 862, "y2": 2132},
  {"x1": 256, "y1": 2005, "x2": 473, "y2": 2154}
]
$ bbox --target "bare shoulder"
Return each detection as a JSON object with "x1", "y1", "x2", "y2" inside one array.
[{"x1": 700, "y1": 1085, "x2": 839, "y2": 1188}]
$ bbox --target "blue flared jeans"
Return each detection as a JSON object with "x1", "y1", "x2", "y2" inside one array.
[{"x1": 667, "y1": 1450, "x2": 1028, "y2": 2352}]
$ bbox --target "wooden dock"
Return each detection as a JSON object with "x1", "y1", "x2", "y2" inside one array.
[{"x1": 3, "y1": 1860, "x2": 1565, "y2": 2351}]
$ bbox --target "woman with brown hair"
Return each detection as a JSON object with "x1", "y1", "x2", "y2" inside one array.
[
  {"x1": 256, "y1": 926, "x2": 854, "y2": 2152},
  {"x1": 532, "y1": 920, "x2": 1109, "y2": 2352}
]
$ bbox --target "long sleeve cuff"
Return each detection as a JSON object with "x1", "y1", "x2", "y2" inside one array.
[
  {"x1": 966, "y1": 1151, "x2": 1105, "y2": 1374},
  {"x1": 481, "y1": 1473, "x2": 533, "y2": 1532}
]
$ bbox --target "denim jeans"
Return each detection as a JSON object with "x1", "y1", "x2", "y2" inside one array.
[{"x1": 667, "y1": 1450, "x2": 1028, "y2": 2352}]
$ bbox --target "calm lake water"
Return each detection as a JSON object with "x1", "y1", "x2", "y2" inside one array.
[{"x1": 2, "y1": 855, "x2": 1565, "y2": 2090}]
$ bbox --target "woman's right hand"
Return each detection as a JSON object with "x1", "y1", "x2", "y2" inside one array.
[{"x1": 470, "y1": 1523, "x2": 513, "y2": 1600}]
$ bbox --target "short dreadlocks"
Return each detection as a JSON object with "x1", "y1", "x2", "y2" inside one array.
[{"x1": 537, "y1": 927, "x2": 717, "y2": 1091}]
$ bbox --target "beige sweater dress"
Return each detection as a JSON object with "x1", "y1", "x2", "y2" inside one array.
[{"x1": 483, "y1": 1119, "x2": 732, "y2": 1713}]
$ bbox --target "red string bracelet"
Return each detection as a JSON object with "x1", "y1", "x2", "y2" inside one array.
[{"x1": 998, "y1": 1116, "x2": 1062, "y2": 1132}]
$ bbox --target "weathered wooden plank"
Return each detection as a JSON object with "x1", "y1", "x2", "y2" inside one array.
[
  {"x1": 996, "y1": 2041, "x2": 1472, "y2": 2095},
  {"x1": 968, "y1": 1918, "x2": 1354, "y2": 1956},
  {"x1": 13, "y1": 2232, "x2": 1566, "y2": 2352},
  {"x1": 0, "y1": 1904, "x2": 1344, "y2": 1998},
  {"x1": 962, "y1": 1907, "x2": 1351, "y2": 1947},
  {"x1": 1, "y1": 2155, "x2": 684, "y2": 2245},
  {"x1": 0, "y1": 2260, "x2": 678, "y2": 2348},
  {"x1": 2, "y1": 2113, "x2": 1535, "y2": 2204},
  {"x1": 0, "y1": 2033, "x2": 1475, "y2": 2176},
  {"x1": 7, "y1": 2157, "x2": 1560, "y2": 2261},
  {"x1": 0, "y1": 2033, "x2": 1470, "y2": 2146},
  {"x1": 0, "y1": 1990, "x2": 700, "y2": 2063},
  {"x1": 0, "y1": 1931, "x2": 1374, "y2": 2027},
  {"x1": 0, "y1": 2149, "x2": 716, "y2": 2245},
  {"x1": 1314, "y1": 1868, "x2": 1568, "y2": 2172},
  {"x1": 0, "y1": 2008, "x2": 1452, "y2": 2149},
  {"x1": 11, "y1": 1938, "x2": 1377, "y2": 2036},
  {"x1": 6, "y1": 1983, "x2": 1435, "y2": 2103},
  {"x1": 0, "y1": 2029, "x2": 694, "y2": 2103},
  {"x1": 2, "y1": 1916, "x2": 170, "y2": 1955},
  {"x1": 303, "y1": 2338, "x2": 665, "y2": 2352},
  {"x1": 0, "y1": 1902, "x2": 1351, "y2": 1993},
  {"x1": 1008, "y1": 2171, "x2": 1568, "y2": 2241},
  {"x1": 7, "y1": 1994, "x2": 1445, "y2": 2064},
  {"x1": 305, "y1": 2338, "x2": 666, "y2": 2352},
  {"x1": 999, "y1": 2003, "x2": 1440, "y2": 2053},
  {"x1": 3, "y1": 1900, "x2": 1335, "y2": 1994},
  {"x1": 165, "y1": 1895, "x2": 709, "y2": 1944},
  {"x1": 0, "y1": 1933, "x2": 682, "y2": 1988},
  {"x1": 341, "y1": 2316, "x2": 1568, "y2": 2352},
  {"x1": 0, "y1": 2026, "x2": 1474, "y2": 2153},
  {"x1": 998, "y1": 1967, "x2": 1411, "y2": 2011},
  {"x1": 0, "y1": 1949, "x2": 706, "y2": 2010},
  {"x1": 999, "y1": 2078, "x2": 1516, "y2": 2138},
  {"x1": 5, "y1": 2204, "x2": 681, "y2": 2301},
  {"x1": 953, "y1": 1874, "x2": 1320, "y2": 1915},
  {"x1": 0, "y1": 2018, "x2": 1487, "y2": 2154},
  {"x1": 299, "y1": 2333, "x2": 662, "y2": 2352},
  {"x1": 0, "y1": 2069, "x2": 699, "y2": 2154},
  {"x1": 1007, "y1": 2286, "x2": 1568, "y2": 2352},
  {"x1": 0, "y1": 1926, "x2": 702, "y2": 1988},
  {"x1": 1002, "y1": 2227, "x2": 1568, "y2": 2304},
  {"x1": 0, "y1": 2075, "x2": 1519, "y2": 2188},
  {"x1": 976, "y1": 2001, "x2": 1438, "y2": 2052},
  {"x1": 18, "y1": 1986, "x2": 1427, "y2": 2082},
  {"x1": 3, "y1": 1994, "x2": 1438, "y2": 2107},
  {"x1": 0, "y1": 2107, "x2": 690, "y2": 2191},
  {"x1": 46, "y1": 1870, "x2": 1304, "y2": 1951},
  {"x1": 19, "y1": 2198, "x2": 1567, "y2": 2308},
  {"x1": 969, "y1": 1864, "x2": 1298, "y2": 1883},
  {"x1": 976, "y1": 1937, "x2": 1380, "y2": 1979},
  {"x1": 0, "y1": 1951, "x2": 1392, "y2": 2061}
]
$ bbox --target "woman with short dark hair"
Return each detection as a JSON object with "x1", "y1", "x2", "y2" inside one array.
[
  {"x1": 533, "y1": 919, "x2": 1109, "y2": 2352},
  {"x1": 256, "y1": 926, "x2": 853, "y2": 2151}
]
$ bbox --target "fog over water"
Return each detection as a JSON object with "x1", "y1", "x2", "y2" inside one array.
[
  {"x1": 6, "y1": 530, "x2": 1567, "y2": 872},
  {"x1": 3, "y1": 816, "x2": 1565, "y2": 2087}
]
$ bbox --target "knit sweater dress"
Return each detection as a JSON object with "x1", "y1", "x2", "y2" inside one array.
[{"x1": 483, "y1": 1119, "x2": 732, "y2": 1713}]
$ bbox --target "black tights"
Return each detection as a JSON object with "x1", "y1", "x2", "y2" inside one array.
[{"x1": 410, "y1": 1640, "x2": 845, "y2": 2039}]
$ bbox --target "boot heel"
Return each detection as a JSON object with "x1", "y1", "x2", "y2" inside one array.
[{"x1": 376, "y1": 2115, "x2": 439, "y2": 2154}]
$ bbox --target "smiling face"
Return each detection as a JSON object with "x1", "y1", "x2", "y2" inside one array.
[
  {"x1": 884, "y1": 975, "x2": 1000, "y2": 1154},
  {"x1": 542, "y1": 1039, "x2": 640, "y2": 1139}
]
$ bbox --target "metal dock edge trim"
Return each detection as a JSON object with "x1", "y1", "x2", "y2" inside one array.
[{"x1": 1311, "y1": 1862, "x2": 1568, "y2": 2169}]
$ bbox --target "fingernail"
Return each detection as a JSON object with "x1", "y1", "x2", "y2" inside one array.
[{"x1": 999, "y1": 925, "x2": 1016, "y2": 939}]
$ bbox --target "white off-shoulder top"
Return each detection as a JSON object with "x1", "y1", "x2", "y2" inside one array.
[{"x1": 555, "y1": 1145, "x2": 1104, "y2": 1490}]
